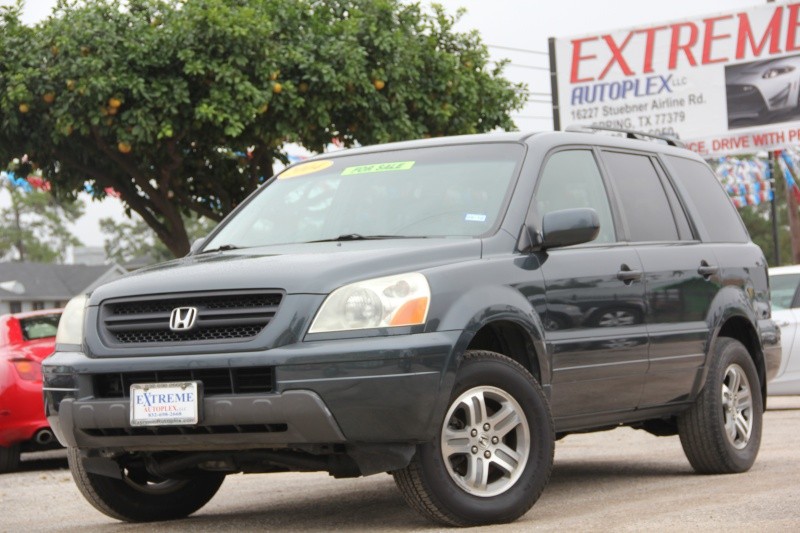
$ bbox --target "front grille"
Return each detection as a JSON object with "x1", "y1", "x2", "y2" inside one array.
[
  {"x1": 84, "y1": 424, "x2": 288, "y2": 437},
  {"x1": 100, "y1": 290, "x2": 283, "y2": 345},
  {"x1": 93, "y1": 366, "x2": 274, "y2": 398}
]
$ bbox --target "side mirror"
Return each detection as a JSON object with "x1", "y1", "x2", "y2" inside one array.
[
  {"x1": 540, "y1": 208, "x2": 600, "y2": 250},
  {"x1": 188, "y1": 237, "x2": 206, "y2": 255}
]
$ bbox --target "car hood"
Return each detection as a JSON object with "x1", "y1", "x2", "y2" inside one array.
[{"x1": 90, "y1": 238, "x2": 482, "y2": 304}]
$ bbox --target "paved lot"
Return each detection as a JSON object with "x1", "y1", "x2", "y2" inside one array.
[{"x1": 2, "y1": 396, "x2": 799, "y2": 532}]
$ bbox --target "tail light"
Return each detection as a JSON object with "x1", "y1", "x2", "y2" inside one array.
[{"x1": 11, "y1": 358, "x2": 42, "y2": 381}]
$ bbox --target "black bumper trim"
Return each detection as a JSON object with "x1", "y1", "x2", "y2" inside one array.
[{"x1": 51, "y1": 390, "x2": 346, "y2": 451}]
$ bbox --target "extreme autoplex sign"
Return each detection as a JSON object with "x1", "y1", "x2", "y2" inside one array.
[{"x1": 549, "y1": 2, "x2": 800, "y2": 156}]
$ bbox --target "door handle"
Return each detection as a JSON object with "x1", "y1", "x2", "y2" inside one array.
[
  {"x1": 617, "y1": 264, "x2": 642, "y2": 284},
  {"x1": 698, "y1": 261, "x2": 718, "y2": 279}
]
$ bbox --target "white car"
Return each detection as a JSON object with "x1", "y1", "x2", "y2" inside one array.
[
  {"x1": 769, "y1": 265, "x2": 800, "y2": 395},
  {"x1": 726, "y1": 56, "x2": 800, "y2": 122}
]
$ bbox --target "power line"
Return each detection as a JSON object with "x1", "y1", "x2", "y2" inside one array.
[
  {"x1": 500, "y1": 62, "x2": 550, "y2": 72},
  {"x1": 488, "y1": 44, "x2": 549, "y2": 56},
  {"x1": 513, "y1": 115, "x2": 553, "y2": 120}
]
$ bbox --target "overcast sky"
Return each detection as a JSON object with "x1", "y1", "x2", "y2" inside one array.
[{"x1": 0, "y1": 0, "x2": 765, "y2": 248}]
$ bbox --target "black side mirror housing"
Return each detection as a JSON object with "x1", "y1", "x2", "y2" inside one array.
[{"x1": 540, "y1": 208, "x2": 600, "y2": 250}]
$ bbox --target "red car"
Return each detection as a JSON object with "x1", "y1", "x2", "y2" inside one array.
[{"x1": 0, "y1": 309, "x2": 62, "y2": 472}]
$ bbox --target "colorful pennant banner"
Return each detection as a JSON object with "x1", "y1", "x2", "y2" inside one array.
[
  {"x1": 714, "y1": 157, "x2": 773, "y2": 209},
  {"x1": 778, "y1": 149, "x2": 800, "y2": 204}
]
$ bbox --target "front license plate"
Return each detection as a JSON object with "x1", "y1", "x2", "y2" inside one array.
[{"x1": 130, "y1": 381, "x2": 200, "y2": 426}]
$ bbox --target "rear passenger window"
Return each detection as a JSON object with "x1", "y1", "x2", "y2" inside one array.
[
  {"x1": 534, "y1": 150, "x2": 616, "y2": 244},
  {"x1": 601, "y1": 151, "x2": 679, "y2": 242},
  {"x1": 664, "y1": 156, "x2": 749, "y2": 243}
]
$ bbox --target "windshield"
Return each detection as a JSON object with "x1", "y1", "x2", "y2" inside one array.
[
  {"x1": 770, "y1": 273, "x2": 800, "y2": 311},
  {"x1": 204, "y1": 143, "x2": 523, "y2": 249}
]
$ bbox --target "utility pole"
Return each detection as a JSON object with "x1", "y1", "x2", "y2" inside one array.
[{"x1": 769, "y1": 153, "x2": 780, "y2": 266}]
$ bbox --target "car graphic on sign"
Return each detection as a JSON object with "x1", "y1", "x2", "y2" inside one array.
[{"x1": 726, "y1": 55, "x2": 800, "y2": 127}]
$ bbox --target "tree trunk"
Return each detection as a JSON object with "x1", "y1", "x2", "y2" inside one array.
[
  {"x1": 12, "y1": 195, "x2": 25, "y2": 261},
  {"x1": 786, "y1": 182, "x2": 800, "y2": 264}
]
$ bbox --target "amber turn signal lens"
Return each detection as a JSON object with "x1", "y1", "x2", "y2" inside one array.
[
  {"x1": 389, "y1": 297, "x2": 429, "y2": 326},
  {"x1": 12, "y1": 359, "x2": 41, "y2": 381}
]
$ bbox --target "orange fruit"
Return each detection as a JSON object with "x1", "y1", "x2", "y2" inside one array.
[
  {"x1": 118, "y1": 141, "x2": 131, "y2": 154},
  {"x1": 373, "y1": 79, "x2": 385, "y2": 90},
  {"x1": 258, "y1": 103, "x2": 269, "y2": 114},
  {"x1": 273, "y1": 82, "x2": 282, "y2": 94},
  {"x1": 66, "y1": 79, "x2": 76, "y2": 91},
  {"x1": 43, "y1": 92, "x2": 55, "y2": 104},
  {"x1": 18, "y1": 103, "x2": 29, "y2": 113},
  {"x1": 108, "y1": 97, "x2": 122, "y2": 109}
]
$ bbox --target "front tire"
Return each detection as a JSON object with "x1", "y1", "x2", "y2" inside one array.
[
  {"x1": 393, "y1": 350, "x2": 554, "y2": 526},
  {"x1": 67, "y1": 448, "x2": 225, "y2": 522},
  {"x1": 678, "y1": 337, "x2": 763, "y2": 474}
]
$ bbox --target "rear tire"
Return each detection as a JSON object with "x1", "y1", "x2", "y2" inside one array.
[
  {"x1": 0, "y1": 443, "x2": 21, "y2": 473},
  {"x1": 678, "y1": 338, "x2": 763, "y2": 474},
  {"x1": 393, "y1": 350, "x2": 554, "y2": 526},
  {"x1": 67, "y1": 448, "x2": 225, "y2": 522}
]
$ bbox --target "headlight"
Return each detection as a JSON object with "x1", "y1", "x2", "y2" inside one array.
[
  {"x1": 763, "y1": 66, "x2": 794, "y2": 78},
  {"x1": 309, "y1": 273, "x2": 430, "y2": 333},
  {"x1": 56, "y1": 294, "x2": 88, "y2": 345}
]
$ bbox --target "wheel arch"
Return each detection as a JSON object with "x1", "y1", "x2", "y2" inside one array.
[
  {"x1": 712, "y1": 315, "x2": 767, "y2": 408},
  {"x1": 433, "y1": 282, "x2": 549, "y2": 387},
  {"x1": 465, "y1": 319, "x2": 543, "y2": 384}
]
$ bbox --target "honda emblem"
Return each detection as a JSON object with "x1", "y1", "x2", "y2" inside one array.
[{"x1": 169, "y1": 307, "x2": 198, "y2": 331}]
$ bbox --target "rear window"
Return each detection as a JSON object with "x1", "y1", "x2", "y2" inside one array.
[
  {"x1": 664, "y1": 156, "x2": 749, "y2": 243},
  {"x1": 19, "y1": 314, "x2": 61, "y2": 340}
]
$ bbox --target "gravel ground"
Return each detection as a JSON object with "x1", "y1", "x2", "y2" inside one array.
[{"x1": 2, "y1": 396, "x2": 799, "y2": 532}]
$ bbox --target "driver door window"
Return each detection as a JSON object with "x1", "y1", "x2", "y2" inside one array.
[{"x1": 534, "y1": 150, "x2": 616, "y2": 244}]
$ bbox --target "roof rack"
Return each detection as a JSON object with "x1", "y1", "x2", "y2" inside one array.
[{"x1": 564, "y1": 125, "x2": 685, "y2": 148}]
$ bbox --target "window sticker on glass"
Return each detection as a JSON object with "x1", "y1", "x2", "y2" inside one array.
[
  {"x1": 279, "y1": 160, "x2": 334, "y2": 179},
  {"x1": 465, "y1": 213, "x2": 487, "y2": 222},
  {"x1": 341, "y1": 161, "x2": 415, "y2": 175}
]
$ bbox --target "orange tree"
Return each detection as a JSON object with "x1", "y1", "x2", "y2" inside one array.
[{"x1": 0, "y1": 0, "x2": 525, "y2": 256}]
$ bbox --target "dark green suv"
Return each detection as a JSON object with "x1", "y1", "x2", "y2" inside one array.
[{"x1": 43, "y1": 130, "x2": 781, "y2": 526}]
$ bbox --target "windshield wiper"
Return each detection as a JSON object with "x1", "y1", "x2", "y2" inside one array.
[
  {"x1": 197, "y1": 244, "x2": 242, "y2": 254},
  {"x1": 307, "y1": 234, "x2": 427, "y2": 243}
]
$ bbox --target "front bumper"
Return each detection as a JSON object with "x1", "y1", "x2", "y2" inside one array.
[
  {"x1": 43, "y1": 331, "x2": 460, "y2": 452},
  {"x1": 50, "y1": 391, "x2": 346, "y2": 451}
]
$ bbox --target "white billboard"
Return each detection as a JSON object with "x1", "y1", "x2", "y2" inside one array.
[{"x1": 550, "y1": 2, "x2": 800, "y2": 157}]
